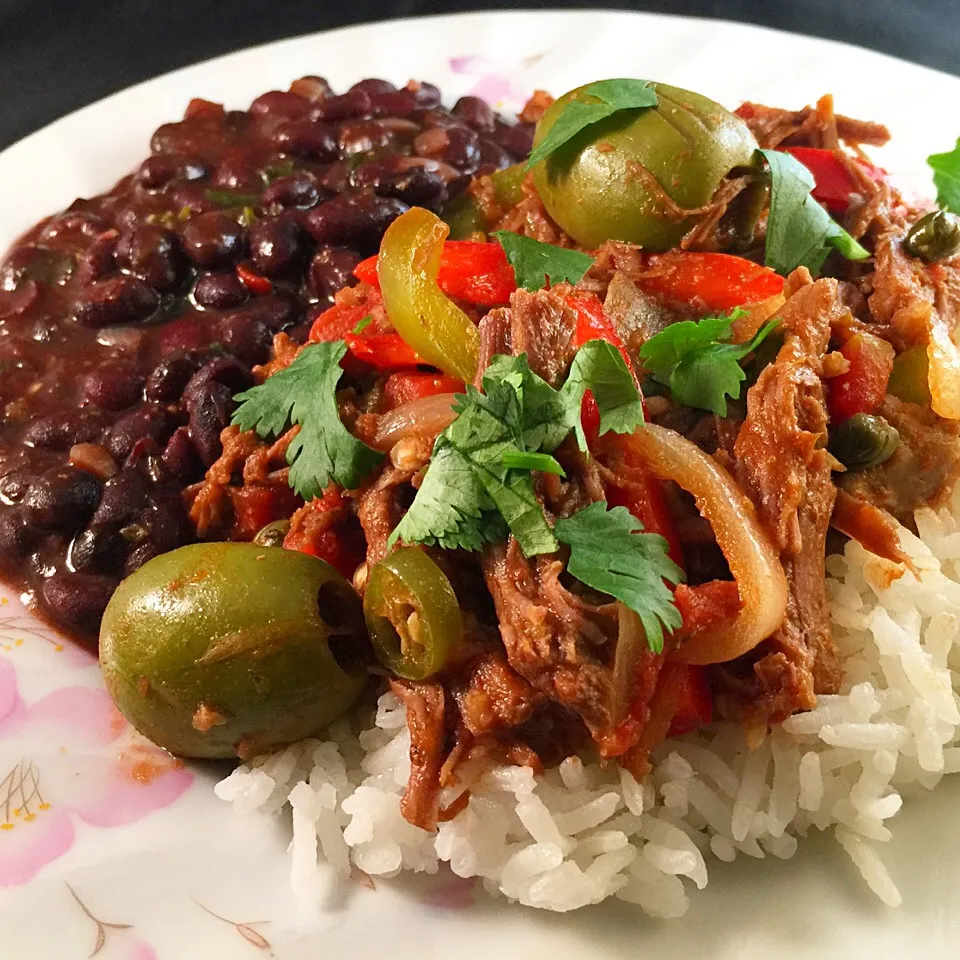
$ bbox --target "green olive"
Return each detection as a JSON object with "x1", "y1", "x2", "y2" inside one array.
[
  {"x1": 100, "y1": 542, "x2": 369, "y2": 759},
  {"x1": 253, "y1": 519, "x2": 290, "y2": 548},
  {"x1": 887, "y1": 344, "x2": 932, "y2": 406},
  {"x1": 904, "y1": 210, "x2": 960, "y2": 263},
  {"x1": 442, "y1": 163, "x2": 528, "y2": 239},
  {"x1": 531, "y1": 82, "x2": 758, "y2": 250},
  {"x1": 828, "y1": 413, "x2": 901, "y2": 471},
  {"x1": 363, "y1": 547, "x2": 462, "y2": 680}
]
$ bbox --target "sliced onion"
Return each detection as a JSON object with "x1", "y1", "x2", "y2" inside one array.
[
  {"x1": 927, "y1": 316, "x2": 960, "y2": 419},
  {"x1": 621, "y1": 425, "x2": 788, "y2": 665},
  {"x1": 371, "y1": 393, "x2": 458, "y2": 452}
]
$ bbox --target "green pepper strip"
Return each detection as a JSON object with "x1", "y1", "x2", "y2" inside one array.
[
  {"x1": 377, "y1": 207, "x2": 480, "y2": 382},
  {"x1": 363, "y1": 547, "x2": 463, "y2": 681}
]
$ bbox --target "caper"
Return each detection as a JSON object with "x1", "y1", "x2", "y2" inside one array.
[
  {"x1": 904, "y1": 210, "x2": 960, "y2": 263},
  {"x1": 828, "y1": 413, "x2": 900, "y2": 471},
  {"x1": 253, "y1": 518, "x2": 290, "y2": 548}
]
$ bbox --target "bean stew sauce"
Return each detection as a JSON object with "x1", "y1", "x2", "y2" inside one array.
[{"x1": 0, "y1": 77, "x2": 535, "y2": 641}]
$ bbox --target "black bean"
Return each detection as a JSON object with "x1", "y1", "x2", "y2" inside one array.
[
  {"x1": 193, "y1": 270, "x2": 248, "y2": 309},
  {"x1": 413, "y1": 108, "x2": 464, "y2": 130},
  {"x1": 115, "y1": 225, "x2": 184, "y2": 291},
  {"x1": 305, "y1": 193, "x2": 408, "y2": 254},
  {"x1": 161, "y1": 426, "x2": 204, "y2": 483},
  {"x1": 146, "y1": 496, "x2": 193, "y2": 553},
  {"x1": 182, "y1": 212, "x2": 246, "y2": 268},
  {"x1": 184, "y1": 354, "x2": 254, "y2": 400},
  {"x1": 268, "y1": 119, "x2": 339, "y2": 161},
  {"x1": 210, "y1": 153, "x2": 264, "y2": 193},
  {"x1": 22, "y1": 412, "x2": 106, "y2": 450},
  {"x1": 92, "y1": 469, "x2": 150, "y2": 526},
  {"x1": 41, "y1": 571, "x2": 118, "y2": 633},
  {"x1": 249, "y1": 216, "x2": 302, "y2": 276},
  {"x1": 368, "y1": 90, "x2": 418, "y2": 119},
  {"x1": 74, "y1": 276, "x2": 160, "y2": 328},
  {"x1": 289, "y1": 75, "x2": 335, "y2": 102},
  {"x1": 1, "y1": 245, "x2": 75, "y2": 290},
  {"x1": 123, "y1": 541, "x2": 160, "y2": 577},
  {"x1": 349, "y1": 78, "x2": 397, "y2": 96},
  {"x1": 338, "y1": 120, "x2": 394, "y2": 156},
  {"x1": 453, "y1": 96, "x2": 497, "y2": 133},
  {"x1": 310, "y1": 90, "x2": 372, "y2": 123},
  {"x1": 68, "y1": 525, "x2": 124, "y2": 572},
  {"x1": 0, "y1": 470, "x2": 32, "y2": 505},
  {"x1": 307, "y1": 246, "x2": 363, "y2": 304},
  {"x1": 186, "y1": 379, "x2": 233, "y2": 466},
  {"x1": 493, "y1": 119, "x2": 535, "y2": 160},
  {"x1": 104, "y1": 404, "x2": 173, "y2": 462},
  {"x1": 408, "y1": 81, "x2": 442, "y2": 108},
  {"x1": 137, "y1": 152, "x2": 209, "y2": 190},
  {"x1": 81, "y1": 359, "x2": 144, "y2": 411},
  {"x1": 316, "y1": 160, "x2": 353, "y2": 194},
  {"x1": 40, "y1": 211, "x2": 109, "y2": 244},
  {"x1": 0, "y1": 509, "x2": 37, "y2": 558},
  {"x1": 144, "y1": 353, "x2": 203, "y2": 402},
  {"x1": 261, "y1": 171, "x2": 323, "y2": 212},
  {"x1": 22, "y1": 467, "x2": 102, "y2": 531},
  {"x1": 169, "y1": 183, "x2": 218, "y2": 216},
  {"x1": 478, "y1": 138, "x2": 513, "y2": 171},
  {"x1": 442, "y1": 127, "x2": 481, "y2": 174},
  {"x1": 75, "y1": 231, "x2": 120, "y2": 286},
  {"x1": 249, "y1": 90, "x2": 312, "y2": 120},
  {"x1": 217, "y1": 311, "x2": 272, "y2": 366},
  {"x1": 376, "y1": 166, "x2": 448, "y2": 211}
]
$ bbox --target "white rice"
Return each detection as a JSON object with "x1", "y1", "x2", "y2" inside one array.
[{"x1": 215, "y1": 489, "x2": 960, "y2": 915}]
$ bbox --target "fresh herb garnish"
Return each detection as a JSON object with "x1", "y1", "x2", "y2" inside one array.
[
  {"x1": 759, "y1": 148, "x2": 869, "y2": 276},
  {"x1": 927, "y1": 139, "x2": 960, "y2": 214},
  {"x1": 492, "y1": 231, "x2": 595, "y2": 291},
  {"x1": 639, "y1": 312, "x2": 780, "y2": 415},
  {"x1": 204, "y1": 189, "x2": 262, "y2": 208},
  {"x1": 390, "y1": 342, "x2": 645, "y2": 556},
  {"x1": 352, "y1": 314, "x2": 373, "y2": 334},
  {"x1": 554, "y1": 501, "x2": 684, "y2": 654},
  {"x1": 232, "y1": 341, "x2": 384, "y2": 499},
  {"x1": 501, "y1": 450, "x2": 566, "y2": 476},
  {"x1": 525, "y1": 79, "x2": 659, "y2": 170}
]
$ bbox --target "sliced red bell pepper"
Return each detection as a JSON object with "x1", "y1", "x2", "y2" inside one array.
[
  {"x1": 666, "y1": 665, "x2": 712, "y2": 737},
  {"x1": 355, "y1": 240, "x2": 517, "y2": 307},
  {"x1": 236, "y1": 260, "x2": 273, "y2": 295},
  {"x1": 228, "y1": 484, "x2": 300, "y2": 541},
  {"x1": 383, "y1": 371, "x2": 465, "y2": 409},
  {"x1": 826, "y1": 331, "x2": 895, "y2": 424},
  {"x1": 185, "y1": 98, "x2": 225, "y2": 120},
  {"x1": 308, "y1": 290, "x2": 383, "y2": 343},
  {"x1": 343, "y1": 332, "x2": 426, "y2": 371},
  {"x1": 567, "y1": 291, "x2": 636, "y2": 381},
  {"x1": 283, "y1": 487, "x2": 364, "y2": 578},
  {"x1": 639, "y1": 252, "x2": 784, "y2": 312},
  {"x1": 782, "y1": 146, "x2": 884, "y2": 215},
  {"x1": 674, "y1": 580, "x2": 741, "y2": 636}
]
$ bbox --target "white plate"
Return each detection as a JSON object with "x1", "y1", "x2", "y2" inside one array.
[{"x1": 2, "y1": 11, "x2": 960, "y2": 959}]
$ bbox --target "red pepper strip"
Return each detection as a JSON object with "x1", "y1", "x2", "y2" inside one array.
[
  {"x1": 639, "y1": 252, "x2": 784, "y2": 312},
  {"x1": 236, "y1": 260, "x2": 273, "y2": 295},
  {"x1": 383, "y1": 371, "x2": 465, "y2": 409},
  {"x1": 284, "y1": 487, "x2": 365, "y2": 579},
  {"x1": 567, "y1": 292, "x2": 637, "y2": 383},
  {"x1": 826, "y1": 330, "x2": 895, "y2": 424},
  {"x1": 343, "y1": 332, "x2": 426, "y2": 371},
  {"x1": 308, "y1": 291, "x2": 382, "y2": 343},
  {"x1": 666, "y1": 666, "x2": 713, "y2": 737},
  {"x1": 782, "y1": 146, "x2": 883, "y2": 214},
  {"x1": 354, "y1": 240, "x2": 517, "y2": 307},
  {"x1": 227, "y1": 484, "x2": 300, "y2": 541}
]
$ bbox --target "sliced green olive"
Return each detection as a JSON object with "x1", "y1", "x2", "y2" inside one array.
[
  {"x1": 887, "y1": 344, "x2": 932, "y2": 406},
  {"x1": 829, "y1": 413, "x2": 900, "y2": 471},
  {"x1": 363, "y1": 547, "x2": 462, "y2": 680},
  {"x1": 904, "y1": 210, "x2": 960, "y2": 263},
  {"x1": 100, "y1": 542, "x2": 368, "y2": 759},
  {"x1": 531, "y1": 82, "x2": 758, "y2": 250},
  {"x1": 253, "y1": 518, "x2": 290, "y2": 548}
]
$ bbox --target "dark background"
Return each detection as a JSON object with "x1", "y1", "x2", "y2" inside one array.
[{"x1": 0, "y1": 0, "x2": 955, "y2": 151}]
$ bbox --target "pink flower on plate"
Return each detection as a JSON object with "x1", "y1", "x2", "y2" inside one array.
[
  {"x1": 448, "y1": 55, "x2": 531, "y2": 109},
  {"x1": 0, "y1": 655, "x2": 194, "y2": 887}
]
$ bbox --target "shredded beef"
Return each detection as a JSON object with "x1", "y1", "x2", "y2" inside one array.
[
  {"x1": 839, "y1": 396, "x2": 960, "y2": 524},
  {"x1": 737, "y1": 97, "x2": 890, "y2": 149},
  {"x1": 354, "y1": 464, "x2": 418, "y2": 567},
  {"x1": 602, "y1": 272, "x2": 673, "y2": 355},
  {"x1": 452, "y1": 652, "x2": 545, "y2": 738},
  {"x1": 715, "y1": 272, "x2": 845, "y2": 725}
]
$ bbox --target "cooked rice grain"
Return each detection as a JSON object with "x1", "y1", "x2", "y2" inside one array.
[{"x1": 215, "y1": 491, "x2": 960, "y2": 914}]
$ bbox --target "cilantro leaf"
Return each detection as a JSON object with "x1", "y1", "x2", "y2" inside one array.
[
  {"x1": 492, "y1": 231, "x2": 594, "y2": 292},
  {"x1": 501, "y1": 451, "x2": 566, "y2": 475},
  {"x1": 525, "y1": 79, "x2": 659, "y2": 169},
  {"x1": 927, "y1": 138, "x2": 960, "y2": 213},
  {"x1": 352, "y1": 314, "x2": 373, "y2": 334},
  {"x1": 639, "y1": 312, "x2": 779, "y2": 416},
  {"x1": 232, "y1": 341, "x2": 383, "y2": 499},
  {"x1": 554, "y1": 501, "x2": 684, "y2": 654},
  {"x1": 563, "y1": 340, "x2": 645, "y2": 441},
  {"x1": 760, "y1": 149, "x2": 869, "y2": 276}
]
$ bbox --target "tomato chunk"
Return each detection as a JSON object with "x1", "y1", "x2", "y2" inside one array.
[
  {"x1": 827, "y1": 331, "x2": 895, "y2": 424},
  {"x1": 666, "y1": 666, "x2": 713, "y2": 737}
]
